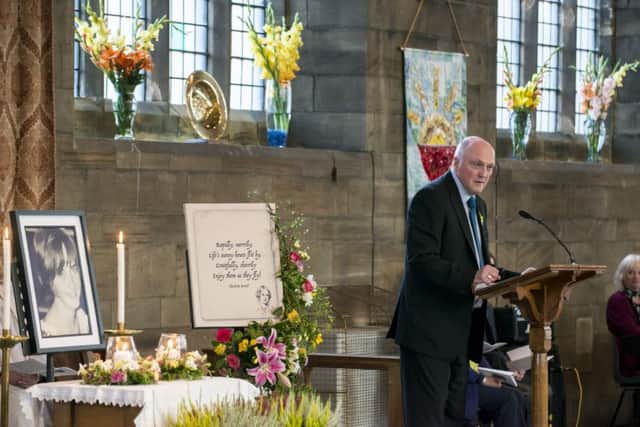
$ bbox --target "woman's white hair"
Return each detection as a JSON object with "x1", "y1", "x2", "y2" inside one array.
[{"x1": 613, "y1": 254, "x2": 640, "y2": 289}]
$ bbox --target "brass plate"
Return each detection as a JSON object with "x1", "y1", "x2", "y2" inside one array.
[{"x1": 185, "y1": 70, "x2": 228, "y2": 141}]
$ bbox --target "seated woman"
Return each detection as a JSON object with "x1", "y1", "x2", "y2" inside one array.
[{"x1": 607, "y1": 254, "x2": 640, "y2": 376}]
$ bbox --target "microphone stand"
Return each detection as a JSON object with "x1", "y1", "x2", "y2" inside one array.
[{"x1": 519, "y1": 210, "x2": 576, "y2": 265}]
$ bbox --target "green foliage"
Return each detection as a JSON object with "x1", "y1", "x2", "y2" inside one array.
[
  {"x1": 210, "y1": 205, "x2": 334, "y2": 390},
  {"x1": 167, "y1": 391, "x2": 338, "y2": 427}
]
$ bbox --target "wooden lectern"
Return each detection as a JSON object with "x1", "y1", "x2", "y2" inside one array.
[{"x1": 476, "y1": 264, "x2": 606, "y2": 427}]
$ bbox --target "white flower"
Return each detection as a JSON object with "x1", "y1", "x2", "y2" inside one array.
[
  {"x1": 302, "y1": 292, "x2": 313, "y2": 306},
  {"x1": 185, "y1": 358, "x2": 198, "y2": 370}
]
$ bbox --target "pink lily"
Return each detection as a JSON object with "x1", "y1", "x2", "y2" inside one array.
[
  {"x1": 256, "y1": 328, "x2": 287, "y2": 359},
  {"x1": 246, "y1": 349, "x2": 286, "y2": 387}
]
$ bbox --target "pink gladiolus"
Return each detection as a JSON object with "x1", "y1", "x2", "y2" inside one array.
[
  {"x1": 256, "y1": 328, "x2": 287, "y2": 359},
  {"x1": 246, "y1": 349, "x2": 286, "y2": 387},
  {"x1": 216, "y1": 328, "x2": 233, "y2": 343},
  {"x1": 226, "y1": 353, "x2": 241, "y2": 370}
]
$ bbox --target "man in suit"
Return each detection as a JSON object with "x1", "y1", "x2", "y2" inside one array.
[{"x1": 388, "y1": 136, "x2": 513, "y2": 426}]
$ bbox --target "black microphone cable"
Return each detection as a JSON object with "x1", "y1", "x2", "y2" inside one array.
[{"x1": 518, "y1": 210, "x2": 577, "y2": 264}]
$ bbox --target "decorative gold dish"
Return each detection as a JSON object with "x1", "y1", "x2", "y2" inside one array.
[{"x1": 185, "y1": 70, "x2": 228, "y2": 141}]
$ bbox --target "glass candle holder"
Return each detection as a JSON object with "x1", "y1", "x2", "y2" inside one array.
[
  {"x1": 105, "y1": 335, "x2": 139, "y2": 365},
  {"x1": 156, "y1": 333, "x2": 187, "y2": 360}
]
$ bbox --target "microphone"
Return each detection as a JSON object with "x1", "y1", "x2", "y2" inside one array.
[{"x1": 518, "y1": 210, "x2": 577, "y2": 264}]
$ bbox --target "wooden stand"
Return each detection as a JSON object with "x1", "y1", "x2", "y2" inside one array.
[
  {"x1": 303, "y1": 353, "x2": 402, "y2": 427},
  {"x1": 476, "y1": 264, "x2": 606, "y2": 427}
]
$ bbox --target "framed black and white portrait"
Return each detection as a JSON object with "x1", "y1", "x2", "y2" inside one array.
[{"x1": 11, "y1": 210, "x2": 104, "y2": 354}]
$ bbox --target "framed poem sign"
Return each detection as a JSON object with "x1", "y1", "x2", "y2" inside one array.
[
  {"x1": 10, "y1": 210, "x2": 104, "y2": 354},
  {"x1": 183, "y1": 203, "x2": 283, "y2": 327}
]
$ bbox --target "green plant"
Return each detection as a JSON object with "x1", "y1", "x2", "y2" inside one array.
[
  {"x1": 167, "y1": 392, "x2": 339, "y2": 427},
  {"x1": 210, "y1": 205, "x2": 334, "y2": 390}
]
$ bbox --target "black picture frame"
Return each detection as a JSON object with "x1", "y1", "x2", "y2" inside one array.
[{"x1": 10, "y1": 210, "x2": 104, "y2": 354}]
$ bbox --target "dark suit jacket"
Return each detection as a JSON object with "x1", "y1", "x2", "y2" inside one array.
[{"x1": 388, "y1": 171, "x2": 495, "y2": 362}]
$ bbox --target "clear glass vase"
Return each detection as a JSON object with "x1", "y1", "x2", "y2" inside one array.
[
  {"x1": 106, "y1": 335, "x2": 139, "y2": 364},
  {"x1": 264, "y1": 79, "x2": 291, "y2": 148},
  {"x1": 113, "y1": 85, "x2": 137, "y2": 140},
  {"x1": 584, "y1": 118, "x2": 606, "y2": 163},
  {"x1": 510, "y1": 110, "x2": 532, "y2": 160},
  {"x1": 156, "y1": 333, "x2": 187, "y2": 360}
]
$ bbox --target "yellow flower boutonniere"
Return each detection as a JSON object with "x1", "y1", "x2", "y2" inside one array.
[{"x1": 479, "y1": 212, "x2": 484, "y2": 226}]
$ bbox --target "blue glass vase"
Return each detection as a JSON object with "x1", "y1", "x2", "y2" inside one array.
[{"x1": 264, "y1": 80, "x2": 291, "y2": 148}]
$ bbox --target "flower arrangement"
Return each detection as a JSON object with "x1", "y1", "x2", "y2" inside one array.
[
  {"x1": 167, "y1": 391, "x2": 338, "y2": 427},
  {"x1": 78, "y1": 355, "x2": 160, "y2": 385},
  {"x1": 502, "y1": 46, "x2": 559, "y2": 159},
  {"x1": 243, "y1": 3, "x2": 304, "y2": 147},
  {"x1": 577, "y1": 55, "x2": 640, "y2": 161},
  {"x1": 74, "y1": 0, "x2": 168, "y2": 139},
  {"x1": 503, "y1": 47, "x2": 559, "y2": 113},
  {"x1": 578, "y1": 55, "x2": 640, "y2": 122},
  {"x1": 79, "y1": 350, "x2": 210, "y2": 385},
  {"x1": 243, "y1": 3, "x2": 303, "y2": 84},
  {"x1": 156, "y1": 349, "x2": 211, "y2": 381},
  {"x1": 211, "y1": 206, "x2": 334, "y2": 390}
]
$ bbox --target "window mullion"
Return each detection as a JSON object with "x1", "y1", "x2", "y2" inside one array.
[
  {"x1": 151, "y1": 0, "x2": 170, "y2": 102},
  {"x1": 561, "y1": 0, "x2": 578, "y2": 136},
  {"x1": 211, "y1": 0, "x2": 231, "y2": 109},
  {"x1": 523, "y1": 0, "x2": 539, "y2": 130}
]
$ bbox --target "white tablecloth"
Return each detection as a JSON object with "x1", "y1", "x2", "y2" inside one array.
[{"x1": 20, "y1": 377, "x2": 260, "y2": 427}]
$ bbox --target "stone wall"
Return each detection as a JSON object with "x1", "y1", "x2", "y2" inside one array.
[
  {"x1": 491, "y1": 160, "x2": 640, "y2": 426},
  {"x1": 613, "y1": 0, "x2": 640, "y2": 163},
  {"x1": 49, "y1": 0, "x2": 640, "y2": 425}
]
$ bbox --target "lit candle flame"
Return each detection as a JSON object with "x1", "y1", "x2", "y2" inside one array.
[
  {"x1": 3, "y1": 227, "x2": 7, "y2": 240},
  {"x1": 119, "y1": 231, "x2": 123, "y2": 244}
]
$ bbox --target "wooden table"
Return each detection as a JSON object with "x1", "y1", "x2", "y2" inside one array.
[
  {"x1": 52, "y1": 402, "x2": 141, "y2": 427},
  {"x1": 25, "y1": 377, "x2": 259, "y2": 427}
]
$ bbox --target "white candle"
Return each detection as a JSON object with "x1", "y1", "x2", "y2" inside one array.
[
  {"x1": 3, "y1": 228, "x2": 11, "y2": 332},
  {"x1": 113, "y1": 341, "x2": 131, "y2": 364},
  {"x1": 116, "y1": 231, "x2": 125, "y2": 325}
]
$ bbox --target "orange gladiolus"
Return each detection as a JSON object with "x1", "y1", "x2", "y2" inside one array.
[{"x1": 97, "y1": 46, "x2": 120, "y2": 72}]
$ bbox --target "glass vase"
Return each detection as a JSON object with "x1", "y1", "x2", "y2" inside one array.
[
  {"x1": 105, "y1": 335, "x2": 139, "y2": 365},
  {"x1": 156, "y1": 333, "x2": 187, "y2": 360},
  {"x1": 584, "y1": 118, "x2": 606, "y2": 163},
  {"x1": 264, "y1": 79, "x2": 291, "y2": 148},
  {"x1": 113, "y1": 85, "x2": 137, "y2": 140},
  {"x1": 509, "y1": 110, "x2": 532, "y2": 160}
]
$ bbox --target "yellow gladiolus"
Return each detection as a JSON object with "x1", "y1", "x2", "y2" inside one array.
[
  {"x1": 503, "y1": 46, "x2": 558, "y2": 113},
  {"x1": 242, "y1": 2, "x2": 303, "y2": 84}
]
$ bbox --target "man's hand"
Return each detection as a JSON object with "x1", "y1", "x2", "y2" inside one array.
[
  {"x1": 472, "y1": 265, "x2": 501, "y2": 291},
  {"x1": 482, "y1": 376, "x2": 503, "y2": 388},
  {"x1": 514, "y1": 369, "x2": 525, "y2": 382}
]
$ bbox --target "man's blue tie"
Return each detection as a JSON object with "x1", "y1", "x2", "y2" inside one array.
[{"x1": 467, "y1": 196, "x2": 484, "y2": 268}]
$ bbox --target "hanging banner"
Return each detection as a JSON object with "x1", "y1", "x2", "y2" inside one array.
[{"x1": 403, "y1": 48, "x2": 467, "y2": 201}]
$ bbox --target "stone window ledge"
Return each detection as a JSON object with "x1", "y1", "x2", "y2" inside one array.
[{"x1": 74, "y1": 97, "x2": 265, "y2": 145}]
